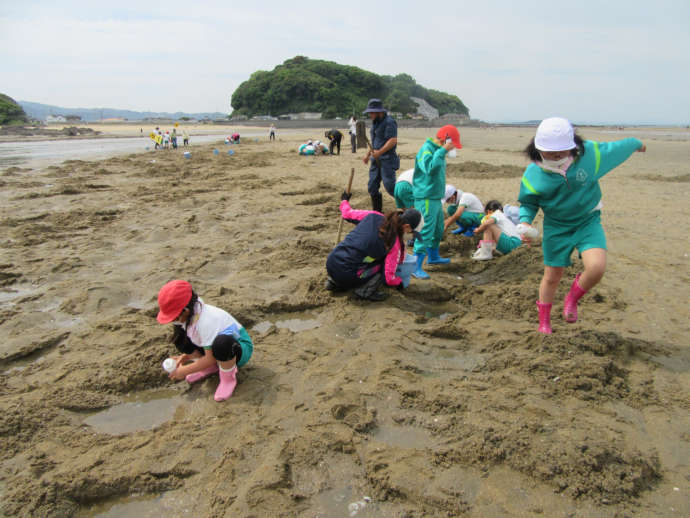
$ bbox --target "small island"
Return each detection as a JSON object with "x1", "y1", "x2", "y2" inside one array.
[{"x1": 230, "y1": 56, "x2": 470, "y2": 120}]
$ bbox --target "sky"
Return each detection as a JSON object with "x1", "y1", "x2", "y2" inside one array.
[{"x1": 1, "y1": 0, "x2": 689, "y2": 124}]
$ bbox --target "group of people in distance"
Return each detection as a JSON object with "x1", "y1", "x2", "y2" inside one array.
[
  {"x1": 151, "y1": 126, "x2": 190, "y2": 150},
  {"x1": 155, "y1": 98, "x2": 646, "y2": 403}
]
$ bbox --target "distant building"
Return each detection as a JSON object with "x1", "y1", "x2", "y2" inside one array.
[
  {"x1": 65, "y1": 115, "x2": 82, "y2": 122},
  {"x1": 46, "y1": 115, "x2": 66, "y2": 123},
  {"x1": 282, "y1": 112, "x2": 322, "y2": 120}
]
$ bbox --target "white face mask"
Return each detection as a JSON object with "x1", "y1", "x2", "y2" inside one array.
[
  {"x1": 445, "y1": 139, "x2": 457, "y2": 159},
  {"x1": 539, "y1": 155, "x2": 573, "y2": 173}
]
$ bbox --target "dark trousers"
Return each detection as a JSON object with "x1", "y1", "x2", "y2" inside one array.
[
  {"x1": 329, "y1": 136, "x2": 342, "y2": 155},
  {"x1": 350, "y1": 133, "x2": 356, "y2": 153},
  {"x1": 368, "y1": 158, "x2": 396, "y2": 197}
]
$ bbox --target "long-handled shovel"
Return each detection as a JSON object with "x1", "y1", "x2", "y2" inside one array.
[{"x1": 335, "y1": 167, "x2": 355, "y2": 245}]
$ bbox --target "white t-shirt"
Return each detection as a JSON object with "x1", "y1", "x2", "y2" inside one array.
[
  {"x1": 457, "y1": 192, "x2": 484, "y2": 213},
  {"x1": 348, "y1": 118, "x2": 357, "y2": 135},
  {"x1": 183, "y1": 299, "x2": 242, "y2": 349},
  {"x1": 396, "y1": 168, "x2": 414, "y2": 185},
  {"x1": 490, "y1": 210, "x2": 520, "y2": 239}
]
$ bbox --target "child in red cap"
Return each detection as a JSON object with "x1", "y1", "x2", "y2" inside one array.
[
  {"x1": 157, "y1": 280, "x2": 254, "y2": 401},
  {"x1": 411, "y1": 124, "x2": 462, "y2": 279}
]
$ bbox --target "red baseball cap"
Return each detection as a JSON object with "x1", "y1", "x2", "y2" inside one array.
[
  {"x1": 436, "y1": 125, "x2": 462, "y2": 150},
  {"x1": 157, "y1": 280, "x2": 193, "y2": 324}
]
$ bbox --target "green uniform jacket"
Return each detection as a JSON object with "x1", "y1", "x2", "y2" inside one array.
[
  {"x1": 518, "y1": 138, "x2": 643, "y2": 227},
  {"x1": 412, "y1": 138, "x2": 447, "y2": 200}
]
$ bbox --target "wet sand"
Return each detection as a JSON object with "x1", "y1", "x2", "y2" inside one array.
[{"x1": 0, "y1": 127, "x2": 688, "y2": 517}]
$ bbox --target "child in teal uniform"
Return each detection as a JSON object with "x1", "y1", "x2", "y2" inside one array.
[
  {"x1": 472, "y1": 200, "x2": 522, "y2": 260},
  {"x1": 518, "y1": 117, "x2": 646, "y2": 334},
  {"x1": 411, "y1": 125, "x2": 462, "y2": 279},
  {"x1": 442, "y1": 186, "x2": 485, "y2": 234}
]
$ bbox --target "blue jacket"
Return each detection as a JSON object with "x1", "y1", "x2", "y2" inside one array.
[
  {"x1": 518, "y1": 138, "x2": 642, "y2": 227},
  {"x1": 326, "y1": 213, "x2": 387, "y2": 283}
]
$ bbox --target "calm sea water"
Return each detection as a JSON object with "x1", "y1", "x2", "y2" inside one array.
[{"x1": 0, "y1": 132, "x2": 266, "y2": 170}]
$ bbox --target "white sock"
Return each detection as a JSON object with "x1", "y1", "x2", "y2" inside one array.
[{"x1": 219, "y1": 364, "x2": 237, "y2": 373}]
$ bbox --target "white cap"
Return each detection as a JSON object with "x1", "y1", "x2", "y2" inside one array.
[
  {"x1": 443, "y1": 184, "x2": 457, "y2": 203},
  {"x1": 534, "y1": 117, "x2": 576, "y2": 152}
]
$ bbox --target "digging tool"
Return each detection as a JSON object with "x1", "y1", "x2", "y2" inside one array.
[{"x1": 335, "y1": 167, "x2": 356, "y2": 245}]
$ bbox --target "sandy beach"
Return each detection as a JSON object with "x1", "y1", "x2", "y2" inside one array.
[{"x1": 0, "y1": 126, "x2": 688, "y2": 517}]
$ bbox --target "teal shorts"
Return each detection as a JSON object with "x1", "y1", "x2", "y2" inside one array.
[
  {"x1": 208, "y1": 327, "x2": 253, "y2": 367},
  {"x1": 447, "y1": 205, "x2": 484, "y2": 227},
  {"x1": 497, "y1": 234, "x2": 522, "y2": 255},
  {"x1": 394, "y1": 182, "x2": 414, "y2": 209},
  {"x1": 236, "y1": 327, "x2": 254, "y2": 367},
  {"x1": 543, "y1": 211, "x2": 607, "y2": 267}
]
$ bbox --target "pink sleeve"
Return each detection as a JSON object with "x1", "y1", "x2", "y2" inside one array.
[
  {"x1": 340, "y1": 200, "x2": 381, "y2": 221},
  {"x1": 384, "y1": 239, "x2": 403, "y2": 286}
]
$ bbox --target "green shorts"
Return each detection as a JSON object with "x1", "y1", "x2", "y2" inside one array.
[
  {"x1": 497, "y1": 234, "x2": 522, "y2": 255},
  {"x1": 236, "y1": 327, "x2": 254, "y2": 367},
  {"x1": 447, "y1": 205, "x2": 484, "y2": 227},
  {"x1": 543, "y1": 211, "x2": 607, "y2": 267},
  {"x1": 394, "y1": 182, "x2": 413, "y2": 209}
]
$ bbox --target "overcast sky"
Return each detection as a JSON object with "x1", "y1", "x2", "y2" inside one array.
[{"x1": 1, "y1": 0, "x2": 688, "y2": 124}]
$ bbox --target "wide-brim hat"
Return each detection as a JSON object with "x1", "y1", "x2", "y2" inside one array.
[{"x1": 363, "y1": 98, "x2": 386, "y2": 114}]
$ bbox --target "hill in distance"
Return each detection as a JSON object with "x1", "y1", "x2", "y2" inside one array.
[
  {"x1": 230, "y1": 56, "x2": 469, "y2": 119},
  {"x1": 0, "y1": 94, "x2": 29, "y2": 125},
  {"x1": 18, "y1": 101, "x2": 227, "y2": 123}
]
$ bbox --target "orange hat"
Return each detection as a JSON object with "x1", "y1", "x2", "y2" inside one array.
[
  {"x1": 436, "y1": 125, "x2": 462, "y2": 150},
  {"x1": 157, "y1": 280, "x2": 192, "y2": 324}
]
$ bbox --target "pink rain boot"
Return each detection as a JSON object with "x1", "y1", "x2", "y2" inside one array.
[
  {"x1": 563, "y1": 273, "x2": 587, "y2": 323},
  {"x1": 214, "y1": 365, "x2": 238, "y2": 402},
  {"x1": 536, "y1": 301, "x2": 553, "y2": 335},
  {"x1": 185, "y1": 363, "x2": 219, "y2": 384}
]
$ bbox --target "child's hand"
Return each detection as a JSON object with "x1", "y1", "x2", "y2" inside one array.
[
  {"x1": 169, "y1": 369, "x2": 186, "y2": 381},
  {"x1": 175, "y1": 354, "x2": 191, "y2": 367},
  {"x1": 637, "y1": 144, "x2": 646, "y2": 152}
]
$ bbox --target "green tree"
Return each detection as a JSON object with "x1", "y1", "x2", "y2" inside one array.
[{"x1": 0, "y1": 94, "x2": 29, "y2": 125}]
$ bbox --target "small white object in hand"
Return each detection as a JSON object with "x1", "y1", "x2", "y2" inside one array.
[
  {"x1": 162, "y1": 358, "x2": 177, "y2": 373},
  {"x1": 516, "y1": 223, "x2": 539, "y2": 238}
]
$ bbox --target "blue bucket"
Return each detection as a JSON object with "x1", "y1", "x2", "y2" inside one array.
[
  {"x1": 183, "y1": 151, "x2": 191, "y2": 159},
  {"x1": 213, "y1": 149, "x2": 219, "y2": 155},
  {"x1": 228, "y1": 150, "x2": 235, "y2": 156}
]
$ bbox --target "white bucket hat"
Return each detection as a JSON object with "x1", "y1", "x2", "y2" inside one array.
[{"x1": 534, "y1": 117, "x2": 576, "y2": 152}]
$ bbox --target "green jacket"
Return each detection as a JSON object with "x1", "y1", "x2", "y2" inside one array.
[
  {"x1": 412, "y1": 138, "x2": 447, "y2": 200},
  {"x1": 518, "y1": 138, "x2": 643, "y2": 227}
]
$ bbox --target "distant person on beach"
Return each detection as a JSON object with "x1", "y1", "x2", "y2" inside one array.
[
  {"x1": 269, "y1": 124, "x2": 276, "y2": 141},
  {"x1": 348, "y1": 116, "x2": 357, "y2": 153},
  {"x1": 471, "y1": 200, "x2": 522, "y2": 260},
  {"x1": 182, "y1": 130, "x2": 189, "y2": 146},
  {"x1": 230, "y1": 133, "x2": 240, "y2": 144},
  {"x1": 362, "y1": 99, "x2": 399, "y2": 212},
  {"x1": 156, "y1": 280, "x2": 254, "y2": 402},
  {"x1": 326, "y1": 192, "x2": 424, "y2": 301},
  {"x1": 518, "y1": 117, "x2": 646, "y2": 334},
  {"x1": 171, "y1": 128, "x2": 178, "y2": 149},
  {"x1": 442, "y1": 186, "x2": 485, "y2": 234},
  {"x1": 325, "y1": 129, "x2": 343, "y2": 155},
  {"x1": 163, "y1": 131, "x2": 170, "y2": 149},
  {"x1": 410, "y1": 125, "x2": 462, "y2": 280}
]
